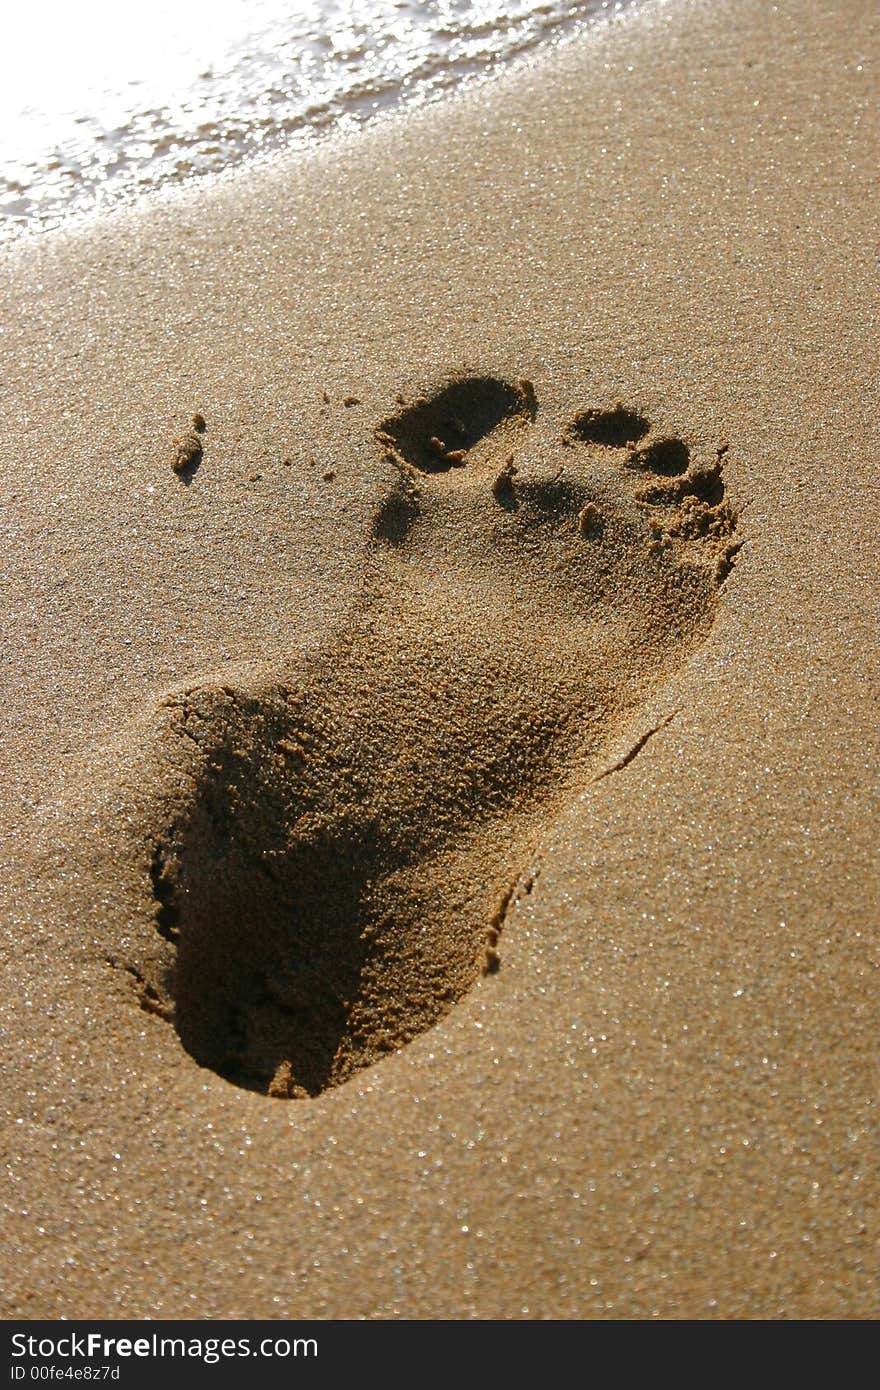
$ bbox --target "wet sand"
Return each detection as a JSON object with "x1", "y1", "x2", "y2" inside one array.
[{"x1": 0, "y1": 0, "x2": 877, "y2": 1317}]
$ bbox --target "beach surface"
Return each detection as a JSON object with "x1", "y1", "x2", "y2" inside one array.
[{"x1": 1, "y1": 0, "x2": 877, "y2": 1318}]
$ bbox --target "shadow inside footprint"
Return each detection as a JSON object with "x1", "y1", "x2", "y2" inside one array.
[
  {"x1": 378, "y1": 375, "x2": 535, "y2": 473},
  {"x1": 166, "y1": 822, "x2": 376, "y2": 1098}
]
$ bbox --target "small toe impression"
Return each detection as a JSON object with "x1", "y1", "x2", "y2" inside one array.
[
  {"x1": 566, "y1": 404, "x2": 650, "y2": 449},
  {"x1": 377, "y1": 375, "x2": 536, "y2": 474},
  {"x1": 370, "y1": 476, "x2": 422, "y2": 546},
  {"x1": 627, "y1": 437, "x2": 690, "y2": 476}
]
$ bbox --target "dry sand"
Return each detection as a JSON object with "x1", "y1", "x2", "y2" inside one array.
[{"x1": 1, "y1": 0, "x2": 877, "y2": 1318}]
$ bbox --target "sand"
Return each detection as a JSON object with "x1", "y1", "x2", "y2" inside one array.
[{"x1": 1, "y1": 0, "x2": 877, "y2": 1319}]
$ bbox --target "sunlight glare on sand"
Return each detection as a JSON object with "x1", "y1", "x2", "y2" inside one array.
[
  {"x1": 1, "y1": 1, "x2": 284, "y2": 150},
  {"x1": 0, "y1": 0, "x2": 618, "y2": 234}
]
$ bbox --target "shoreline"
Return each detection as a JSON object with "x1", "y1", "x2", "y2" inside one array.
[
  {"x1": 1, "y1": 0, "x2": 877, "y2": 1318},
  {"x1": 1, "y1": 0, "x2": 627, "y2": 246}
]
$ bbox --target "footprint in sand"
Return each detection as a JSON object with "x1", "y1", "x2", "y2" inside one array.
[{"x1": 118, "y1": 374, "x2": 740, "y2": 1100}]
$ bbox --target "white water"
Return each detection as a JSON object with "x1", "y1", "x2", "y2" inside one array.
[{"x1": 0, "y1": 0, "x2": 626, "y2": 238}]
